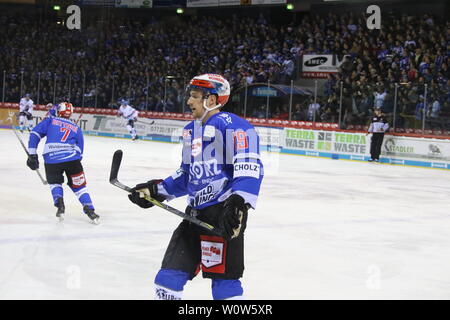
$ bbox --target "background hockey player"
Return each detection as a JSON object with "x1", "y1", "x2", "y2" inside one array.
[
  {"x1": 127, "y1": 74, "x2": 264, "y2": 300},
  {"x1": 26, "y1": 102, "x2": 99, "y2": 223},
  {"x1": 117, "y1": 99, "x2": 139, "y2": 140},
  {"x1": 18, "y1": 93, "x2": 35, "y2": 132},
  {"x1": 367, "y1": 107, "x2": 389, "y2": 162},
  {"x1": 46, "y1": 103, "x2": 58, "y2": 117}
]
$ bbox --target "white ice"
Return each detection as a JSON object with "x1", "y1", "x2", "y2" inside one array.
[{"x1": 1, "y1": 128, "x2": 450, "y2": 300}]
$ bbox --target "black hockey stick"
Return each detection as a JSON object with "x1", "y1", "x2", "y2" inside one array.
[
  {"x1": 136, "y1": 119, "x2": 155, "y2": 126},
  {"x1": 12, "y1": 127, "x2": 48, "y2": 185},
  {"x1": 109, "y1": 149, "x2": 220, "y2": 234}
]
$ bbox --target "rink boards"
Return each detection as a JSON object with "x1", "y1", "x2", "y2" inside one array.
[{"x1": 1, "y1": 108, "x2": 450, "y2": 170}]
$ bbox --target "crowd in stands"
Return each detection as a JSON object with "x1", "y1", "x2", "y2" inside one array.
[
  {"x1": 295, "y1": 12, "x2": 450, "y2": 130},
  {"x1": 0, "y1": 12, "x2": 297, "y2": 113},
  {"x1": 0, "y1": 9, "x2": 448, "y2": 130}
]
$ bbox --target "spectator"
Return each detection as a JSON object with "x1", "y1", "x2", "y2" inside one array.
[
  {"x1": 0, "y1": 9, "x2": 448, "y2": 133},
  {"x1": 429, "y1": 95, "x2": 441, "y2": 119},
  {"x1": 251, "y1": 105, "x2": 267, "y2": 119},
  {"x1": 292, "y1": 103, "x2": 306, "y2": 121},
  {"x1": 306, "y1": 98, "x2": 321, "y2": 121},
  {"x1": 373, "y1": 86, "x2": 387, "y2": 109},
  {"x1": 415, "y1": 95, "x2": 426, "y2": 120}
]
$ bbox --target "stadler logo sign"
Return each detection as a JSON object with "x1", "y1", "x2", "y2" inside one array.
[{"x1": 305, "y1": 57, "x2": 328, "y2": 67}]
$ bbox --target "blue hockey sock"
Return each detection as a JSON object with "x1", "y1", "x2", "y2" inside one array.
[
  {"x1": 70, "y1": 186, "x2": 94, "y2": 210},
  {"x1": 211, "y1": 279, "x2": 243, "y2": 300},
  {"x1": 155, "y1": 269, "x2": 189, "y2": 291},
  {"x1": 154, "y1": 269, "x2": 190, "y2": 300},
  {"x1": 49, "y1": 184, "x2": 64, "y2": 205}
]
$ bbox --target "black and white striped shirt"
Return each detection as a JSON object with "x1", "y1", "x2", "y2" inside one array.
[{"x1": 368, "y1": 116, "x2": 389, "y2": 133}]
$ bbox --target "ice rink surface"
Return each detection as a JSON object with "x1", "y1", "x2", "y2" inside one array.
[{"x1": 1, "y1": 128, "x2": 449, "y2": 300}]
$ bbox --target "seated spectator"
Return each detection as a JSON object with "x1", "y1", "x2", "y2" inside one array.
[
  {"x1": 251, "y1": 105, "x2": 267, "y2": 119},
  {"x1": 292, "y1": 103, "x2": 306, "y2": 121},
  {"x1": 273, "y1": 106, "x2": 289, "y2": 120}
]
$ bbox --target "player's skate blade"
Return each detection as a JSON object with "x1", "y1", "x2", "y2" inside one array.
[
  {"x1": 55, "y1": 198, "x2": 65, "y2": 222},
  {"x1": 83, "y1": 205, "x2": 100, "y2": 225}
]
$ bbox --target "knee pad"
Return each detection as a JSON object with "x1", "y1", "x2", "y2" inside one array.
[
  {"x1": 154, "y1": 268, "x2": 189, "y2": 300},
  {"x1": 211, "y1": 279, "x2": 243, "y2": 300}
]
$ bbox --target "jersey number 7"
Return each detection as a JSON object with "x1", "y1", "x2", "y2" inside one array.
[{"x1": 60, "y1": 127, "x2": 71, "y2": 142}]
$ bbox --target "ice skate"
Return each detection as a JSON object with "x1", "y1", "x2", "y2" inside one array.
[
  {"x1": 55, "y1": 197, "x2": 65, "y2": 222},
  {"x1": 83, "y1": 205, "x2": 100, "y2": 224}
]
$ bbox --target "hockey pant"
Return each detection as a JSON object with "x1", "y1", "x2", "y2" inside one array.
[
  {"x1": 45, "y1": 160, "x2": 94, "y2": 211},
  {"x1": 370, "y1": 133, "x2": 385, "y2": 160},
  {"x1": 127, "y1": 119, "x2": 137, "y2": 139},
  {"x1": 19, "y1": 111, "x2": 33, "y2": 131},
  {"x1": 154, "y1": 202, "x2": 245, "y2": 300}
]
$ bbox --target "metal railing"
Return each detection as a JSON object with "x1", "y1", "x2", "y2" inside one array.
[{"x1": 1, "y1": 70, "x2": 448, "y2": 135}]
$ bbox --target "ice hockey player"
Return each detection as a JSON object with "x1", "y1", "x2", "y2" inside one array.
[
  {"x1": 46, "y1": 103, "x2": 58, "y2": 117},
  {"x1": 18, "y1": 93, "x2": 34, "y2": 132},
  {"x1": 127, "y1": 74, "x2": 264, "y2": 300},
  {"x1": 367, "y1": 107, "x2": 389, "y2": 162},
  {"x1": 26, "y1": 102, "x2": 99, "y2": 223},
  {"x1": 117, "y1": 99, "x2": 139, "y2": 140}
]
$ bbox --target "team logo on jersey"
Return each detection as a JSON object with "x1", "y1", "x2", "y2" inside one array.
[
  {"x1": 191, "y1": 137, "x2": 202, "y2": 157},
  {"x1": 189, "y1": 160, "x2": 221, "y2": 180},
  {"x1": 183, "y1": 129, "x2": 192, "y2": 139},
  {"x1": 192, "y1": 179, "x2": 223, "y2": 206},
  {"x1": 200, "y1": 235, "x2": 227, "y2": 273},
  {"x1": 219, "y1": 113, "x2": 232, "y2": 124}
]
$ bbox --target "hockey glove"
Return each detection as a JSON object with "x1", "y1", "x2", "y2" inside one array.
[
  {"x1": 221, "y1": 194, "x2": 248, "y2": 240},
  {"x1": 26, "y1": 154, "x2": 39, "y2": 170},
  {"x1": 128, "y1": 179, "x2": 165, "y2": 209}
]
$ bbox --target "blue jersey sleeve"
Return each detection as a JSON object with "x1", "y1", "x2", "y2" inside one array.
[
  {"x1": 28, "y1": 118, "x2": 51, "y2": 155},
  {"x1": 159, "y1": 164, "x2": 190, "y2": 200},
  {"x1": 77, "y1": 129, "x2": 84, "y2": 157},
  {"x1": 227, "y1": 119, "x2": 264, "y2": 209}
]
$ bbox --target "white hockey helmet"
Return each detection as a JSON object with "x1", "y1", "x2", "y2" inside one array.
[
  {"x1": 187, "y1": 74, "x2": 231, "y2": 107},
  {"x1": 58, "y1": 102, "x2": 73, "y2": 118}
]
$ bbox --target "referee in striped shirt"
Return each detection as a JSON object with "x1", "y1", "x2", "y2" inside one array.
[{"x1": 367, "y1": 107, "x2": 389, "y2": 162}]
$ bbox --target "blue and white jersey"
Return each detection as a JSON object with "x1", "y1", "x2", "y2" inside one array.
[
  {"x1": 28, "y1": 116, "x2": 84, "y2": 164},
  {"x1": 158, "y1": 112, "x2": 264, "y2": 210},
  {"x1": 47, "y1": 104, "x2": 59, "y2": 117}
]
